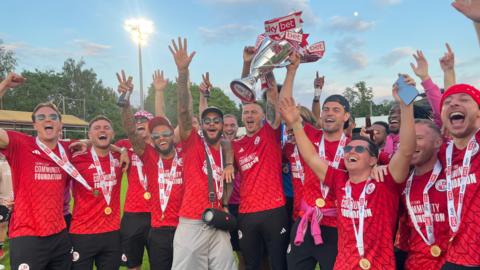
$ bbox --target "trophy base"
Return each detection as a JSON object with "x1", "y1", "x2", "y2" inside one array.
[{"x1": 230, "y1": 79, "x2": 256, "y2": 103}]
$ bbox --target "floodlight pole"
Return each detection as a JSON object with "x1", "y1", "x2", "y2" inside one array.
[{"x1": 137, "y1": 32, "x2": 144, "y2": 110}]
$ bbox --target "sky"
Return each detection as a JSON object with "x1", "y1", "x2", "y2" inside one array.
[{"x1": 1, "y1": 0, "x2": 479, "y2": 108}]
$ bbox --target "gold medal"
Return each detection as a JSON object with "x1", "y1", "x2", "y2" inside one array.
[
  {"x1": 315, "y1": 198, "x2": 326, "y2": 208},
  {"x1": 359, "y1": 258, "x2": 371, "y2": 270},
  {"x1": 144, "y1": 192, "x2": 151, "y2": 200},
  {"x1": 430, "y1": 245, "x2": 441, "y2": 257},
  {"x1": 104, "y1": 206, "x2": 112, "y2": 215}
]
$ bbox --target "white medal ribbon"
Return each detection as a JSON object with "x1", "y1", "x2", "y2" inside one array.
[
  {"x1": 345, "y1": 179, "x2": 371, "y2": 258},
  {"x1": 405, "y1": 160, "x2": 442, "y2": 245},
  {"x1": 445, "y1": 135, "x2": 476, "y2": 233},
  {"x1": 318, "y1": 133, "x2": 347, "y2": 198},
  {"x1": 35, "y1": 138, "x2": 91, "y2": 190},
  {"x1": 133, "y1": 154, "x2": 148, "y2": 191},
  {"x1": 90, "y1": 148, "x2": 116, "y2": 205},
  {"x1": 293, "y1": 146, "x2": 305, "y2": 184},
  {"x1": 157, "y1": 152, "x2": 179, "y2": 213},
  {"x1": 203, "y1": 141, "x2": 223, "y2": 200}
]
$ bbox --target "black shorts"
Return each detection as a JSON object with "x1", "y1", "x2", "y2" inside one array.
[
  {"x1": 119, "y1": 212, "x2": 151, "y2": 268},
  {"x1": 441, "y1": 262, "x2": 480, "y2": 270},
  {"x1": 238, "y1": 206, "x2": 289, "y2": 270},
  {"x1": 395, "y1": 248, "x2": 407, "y2": 270},
  {"x1": 10, "y1": 229, "x2": 72, "y2": 270},
  {"x1": 287, "y1": 219, "x2": 338, "y2": 270},
  {"x1": 147, "y1": 227, "x2": 176, "y2": 270},
  {"x1": 70, "y1": 230, "x2": 122, "y2": 270},
  {"x1": 228, "y1": 204, "x2": 241, "y2": 251}
]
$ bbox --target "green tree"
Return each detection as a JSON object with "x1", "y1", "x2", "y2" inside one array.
[
  {"x1": 0, "y1": 39, "x2": 17, "y2": 78},
  {"x1": 343, "y1": 81, "x2": 374, "y2": 118}
]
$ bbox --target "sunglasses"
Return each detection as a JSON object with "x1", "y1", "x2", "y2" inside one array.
[
  {"x1": 151, "y1": 130, "x2": 174, "y2": 140},
  {"x1": 202, "y1": 117, "x2": 222, "y2": 125},
  {"x1": 135, "y1": 117, "x2": 149, "y2": 124},
  {"x1": 344, "y1": 145, "x2": 374, "y2": 156},
  {"x1": 34, "y1": 113, "x2": 59, "y2": 122}
]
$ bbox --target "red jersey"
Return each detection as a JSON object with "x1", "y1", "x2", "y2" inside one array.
[
  {"x1": 302, "y1": 124, "x2": 350, "y2": 227},
  {"x1": 233, "y1": 123, "x2": 285, "y2": 213},
  {"x1": 283, "y1": 142, "x2": 303, "y2": 220},
  {"x1": 395, "y1": 209, "x2": 411, "y2": 252},
  {"x1": 1, "y1": 131, "x2": 70, "y2": 238},
  {"x1": 69, "y1": 149, "x2": 122, "y2": 234},
  {"x1": 438, "y1": 131, "x2": 480, "y2": 266},
  {"x1": 400, "y1": 170, "x2": 449, "y2": 270},
  {"x1": 116, "y1": 139, "x2": 151, "y2": 213},
  {"x1": 325, "y1": 167, "x2": 402, "y2": 269},
  {"x1": 140, "y1": 144, "x2": 184, "y2": 227},
  {"x1": 178, "y1": 129, "x2": 223, "y2": 220}
]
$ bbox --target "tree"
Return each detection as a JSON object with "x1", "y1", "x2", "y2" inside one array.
[
  {"x1": 0, "y1": 39, "x2": 17, "y2": 79},
  {"x1": 343, "y1": 81, "x2": 374, "y2": 118}
]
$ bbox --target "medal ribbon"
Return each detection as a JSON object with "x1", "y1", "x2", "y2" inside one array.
[
  {"x1": 157, "y1": 153, "x2": 179, "y2": 213},
  {"x1": 203, "y1": 141, "x2": 223, "y2": 200},
  {"x1": 36, "y1": 138, "x2": 91, "y2": 190},
  {"x1": 133, "y1": 154, "x2": 148, "y2": 191},
  {"x1": 90, "y1": 148, "x2": 116, "y2": 205},
  {"x1": 345, "y1": 179, "x2": 370, "y2": 258},
  {"x1": 292, "y1": 146, "x2": 305, "y2": 184},
  {"x1": 318, "y1": 133, "x2": 347, "y2": 198},
  {"x1": 405, "y1": 160, "x2": 442, "y2": 245},
  {"x1": 445, "y1": 136, "x2": 476, "y2": 233}
]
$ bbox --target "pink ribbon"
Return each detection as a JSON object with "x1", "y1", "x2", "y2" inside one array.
[{"x1": 294, "y1": 200, "x2": 337, "y2": 246}]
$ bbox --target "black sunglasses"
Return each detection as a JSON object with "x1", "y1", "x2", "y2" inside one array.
[
  {"x1": 344, "y1": 145, "x2": 374, "y2": 156},
  {"x1": 135, "y1": 117, "x2": 149, "y2": 124},
  {"x1": 151, "y1": 130, "x2": 174, "y2": 140},
  {"x1": 202, "y1": 117, "x2": 222, "y2": 125},
  {"x1": 34, "y1": 113, "x2": 59, "y2": 122}
]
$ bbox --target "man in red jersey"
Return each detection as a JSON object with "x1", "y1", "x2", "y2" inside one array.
[
  {"x1": 118, "y1": 71, "x2": 185, "y2": 269},
  {"x1": 69, "y1": 116, "x2": 124, "y2": 270},
  {"x1": 0, "y1": 73, "x2": 90, "y2": 270},
  {"x1": 280, "y1": 80, "x2": 415, "y2": 269},
  {"x1": 169, "y1": 37, "x2": 235, "y2": 270},
  {"x1": 438, "y1": 84, "x2": 480, "y2": 270},
  {"x1": 279, "y1": 53, "x2": 350, "y2": 270},
  {"x1": 115, "y1": 70, "x2": 155, "y2": 270},
  {"x1": 395, "y1": 119, "x2": 450, "y2": 270}
]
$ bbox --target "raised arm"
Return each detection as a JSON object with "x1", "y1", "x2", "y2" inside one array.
[
  {"x1": 388, "y1": 75, "x2": 416, "y2": 183},
  {"x1": 410, "y1": 50, "x2": 442, "y2": 127},
  {"x1": 312, "y1": 72, "x2": 324, "y2": 126},
  {"x1": 440, "y1": 43, "x2": 456, "y2": 90},
  {"x1": 153, "y1": 70, "x2": 168, "y2": 117},
  {"x1": 280, "y1": 96, "x2": 329, "y2": 181},
  {"x1": 263, "y1": 72, "x2": 281, "y2": 129},
  {"x1": 198, "y1": 72, "x2": 211, "y2": 116},
  {"x1": 169, "y1": 37, "x2": 196, "y2": 141},
  {"x1": 117, "y1": 70, "x2": 146, "y2": 157},
  {"x1": 0, "y1": 73, "x2": 26, "y2": 149},
  {"x1": 452, "y1": 0, "x2": 480, "y2": 45},
  {"x1": 241, "y1": 46, "x2": 255, "y2": 78}
]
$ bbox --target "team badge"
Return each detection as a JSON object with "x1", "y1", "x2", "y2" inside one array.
[
  {"x1": 72, "y1": 251, "x2": 80, "y2": 262},
  {"x1": 254, "y1": 136, "x2": 260, "y2": 145},
  {"x1": 435, "y1": 179, "x2": 447, "y2": 192},
  {"x1": 18, "y1": 264, "x2": 30, "y2": 270},
  {"x1": 177, "y1": 158, "x2": 183, "y2": 166},
  {"x1": 366, "y1": 183, "x2": 376, "y2": 194}
]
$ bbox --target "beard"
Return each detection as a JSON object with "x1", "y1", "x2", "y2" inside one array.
[
  {"x1": 156, "y1": 142, "x2": 175, "y2": 156},
  {"x1": 203, "y1": 129, "x2": 222, "y2": 145}
]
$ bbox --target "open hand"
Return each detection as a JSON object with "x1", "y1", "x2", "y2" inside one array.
[
  {"x1": 169, "y1": 37, "x2": 196, "y2": 72},
  {"x1": 410, "y1": 50, "x2": 430, "y2": 81},
  {"x1": 152, "y1": 70, "x2": 168, "y2": 92}
]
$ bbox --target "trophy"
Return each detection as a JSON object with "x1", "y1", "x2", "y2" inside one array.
[
  {"x1": 117, "y1": 91, "x2": 132, "y2": 107},
  {"x1": 230, "y1": 11, "x2": 325, "y2": 103}
]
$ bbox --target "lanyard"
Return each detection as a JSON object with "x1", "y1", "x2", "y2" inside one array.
[
  {"x1": 405, "y1": 160, "x2": 442, "y2": 245},
  {"x1": 203, "y1": 141, "x2": 223, "y2": 200},
  {"x1": 36, "y1": 138, "x2": 91, "y2": 190},
  {"x1": 318, "y1": 133, "x2": 347, "y2": 198},
  {"x1": 157, "y1": 153, "x2": 179, "y2": 213},
  {"x1": 445, "y1": 136, "x2": 476, "y2": 233},
  {"x1": 90, "y1": 148, "x2": 116, "y2": 205},
  {"x1": 292, "y1": 146, "x2": 305, "y2": 184},
  {"x1": 345, "y1": 179, "x2": 371, "y2": 257},
  {"x1": 133, "y1": 154, "x2": 148, "y2": 190}
]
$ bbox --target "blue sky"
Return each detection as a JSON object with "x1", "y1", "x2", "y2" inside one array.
[{"x1": 1, "y1": 0, "x2": 479, "y2": 108}]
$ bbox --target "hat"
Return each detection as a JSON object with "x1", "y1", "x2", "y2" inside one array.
[
  {"x1": 440, "y1": 84, "x2": 480, "y2": 108},
  {"x1": 323, "y1": 94, "x2": 350, "y2": 112},
  {"x1": 148, "y1": 116, "x2": 173, "y2": 133},
  {"x1": 134, "y1": 110, "x2": 154, "y2": 120},
  {"x1": 201, "y1": 106, "x2": 224, "y2": 120}
]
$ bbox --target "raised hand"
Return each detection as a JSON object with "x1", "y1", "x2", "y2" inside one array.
[
  {"x1": 410, "y1": 50, "x2": 430, "y2": 81},
  {"x1": 116, "y1": 70, "x2": 133, "y2": 95},
  {"x1": 0, "y1": 72, "x2": 26, "y2": 92},
  {"x1": 314, "y1": 71, "x2": 325, "y2": 90},
  {"x1": 279, "y1": 97, "x2": 301, "y2": 127},
  {"x1": 393, "y1": 74, "x2": 416, "y2": 105},
  {"x1": 169, "y1": 37, "x2": 196, "y2": 72},
  {"x1": 152, "y1": 70, "x2": 168, "y2": 92},
  {"x1": 286, "y1": 51, "x2": 301, "y2": 72},
  {"x1": 439, "y1": 43, "x2": 455, "y2": 72},
  {"x1": 452, "y1": 0, "x2": 480, "y2": 23},
  {"x1": 199, "y1": 72, "x2": 212, "y2": 97},
  {"x1": 243, "y1": 46, "x2": 256, "y2": 63}
]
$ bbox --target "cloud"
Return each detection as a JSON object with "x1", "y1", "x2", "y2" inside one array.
[
  {"x1": 333, "y1": 37, "x2": 369, "y2": 71},
  {"x1": 380, "y1": 47, "x2": 415, "y2": 66},
  {"x1": 72, "y1": 39, "x2": 111, "y2": 56},
  {"x1": 327, "y1": 16, "x2": 375, "y2": 33},
  {"x1": 457, "y1": 56, "x2": 480, "y2": 69},
  {"x1": 198, "y1": 24, "x2": 256, "y2": 44},
  {"x1": 375, "y1": 0, "x2": 401, "y2": 6}
]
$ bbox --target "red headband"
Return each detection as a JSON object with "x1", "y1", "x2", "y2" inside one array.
[{"x1": 440, "y1": 84, "x2": 480, "y2": 108}]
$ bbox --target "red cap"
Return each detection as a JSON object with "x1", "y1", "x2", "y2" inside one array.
[
  {"x1": 440, "y1": 84, "x2": 480, "y2": 109},
  {"x1": 148, "y1": 116, "x2": 173, "y2": 133}
]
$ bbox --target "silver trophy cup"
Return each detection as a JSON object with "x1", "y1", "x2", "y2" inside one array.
[{"x1": 230, "y1": 36, "x2": 294, "y2": 103}]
